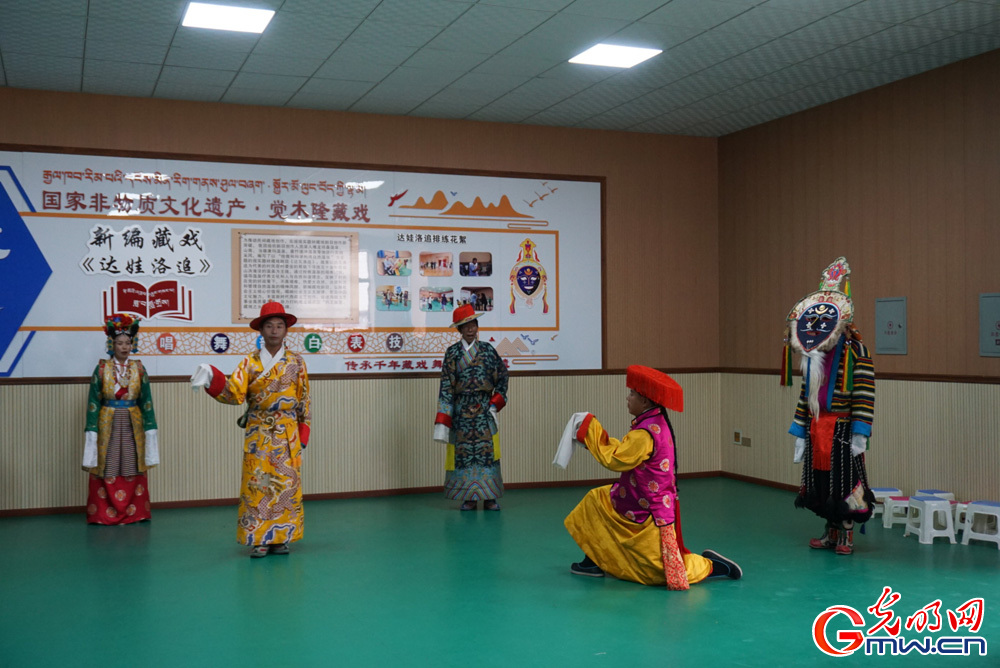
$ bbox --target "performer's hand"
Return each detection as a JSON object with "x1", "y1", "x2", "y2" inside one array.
[
  {"x1": 850, "y1": 433, "x2": 867, "y2": 457},
  {"x1": 793, "y1": 437, "x2": 805, "y2": 463}
]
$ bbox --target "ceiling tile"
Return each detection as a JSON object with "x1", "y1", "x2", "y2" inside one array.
[
  {"x1": 697, "y1": 53, "x2": 790, "y2": 80},
  {"x1": 379, "y1": 66, "x2": 465, "y2": 90},
  {"x1": 757, "y1": 63, "x2": 849, "y2": 86},
  {"x1": 83, "y1": 59, "x2": 162, "y2": 80},
  {"x1": 279, "y1": 0, "x2": 381, "y2": 19},
  {"x1": 718, "y1": 5, "x2": 823, "y2": 38},
  {"x1": 851, "y1": 23, "x2": 956, "y2": 51},
  {"x1": 803, "y1": 44, "x2": 895, "y2": 69},
  {"x1": 297, "y1": 78, "x2": 377, "y2": 98},
  {"x1": 424, "y1": 86, "x2": 503, "y2": 107},
  {"x1": 367, "y1": 0, "x2": 473, "y2": 27},
  {"x1": 915, "y1": 29, "x2": 1000, "y2": 57},
  {"x1": 863, "y1": 50, "x2": 959, "y2": 75},
  {"x1": 242, "y1": 54, "x2": 327, "y2": 77},
  {"x1": 3, "y1": 52, "x2": 81, "y2": 78},
  {"x1": 262, "y1": 10, "x2": 361, "y2": 43},
  {"x1": 346, "y1": 20, "x2": 444, "y2": 48},
  {"x1": 642, "y1": 0, "x2": 751, "y2": 30},
  {"x1": 471, "y1": 0, "x2": 573, "y2": 10},
  {"x1": 403, "y1": 48, "x2": 492, "y2": 72},
  {"x1": 85, "y1": 39, "x2": 169, "y2": 64},
  {"x1": 313, "y1": 58, "x2": 397, "y2": 83},
  {"x1": 606, "y1": 21, "x2": 704, "y2": 50},
  {"x1": 165, "y1": 47, "x2": 248, "y2": 71},
  {"x1": 907, "y1": 1, "x2": 1000, "y2": 31},
  {"x1": 562, "y1": 0, "x2": 674, "y2": 21},
  {"x1": 158, "y1": 65, "x2": 236, "y2": 86},
  {"x1": 472, "y1": 54, "x2": 559, "y2": 77},
  {"x1": 88, "y1": 0, "x2": 186, "y2": 23},
  {"x1": 835, "y1": 0, "x2": 955, "y2": 24},
  {"x1": 230, "y1": 72, "x2": 308, "y2": 92},
  {"x1": 786, "y1": 15, "x2": 892, "y2": 44},
  {"x1": 744, "y1": 37, "x2": 837, "y2": 63},
  {"x1": 86, "y1": 17, "x2": 177, "y2": 45},
  {"x1": 1, "y1": 34, "x2": 84, "y2": 58},
  {"x1": 449, "y1": 71, "x2": 532, "y2": 94},
  {"x1": 170, "y1": 27, "x2": 259, "y2": 53}
]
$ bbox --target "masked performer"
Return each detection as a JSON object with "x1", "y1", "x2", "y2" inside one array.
[{"x1": 784, "y1": 257, "x2": 875, "y2": 555}]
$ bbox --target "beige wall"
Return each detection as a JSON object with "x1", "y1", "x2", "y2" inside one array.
[{"x1": 0, "y1": 374, "x2": 722, "y2": 510}]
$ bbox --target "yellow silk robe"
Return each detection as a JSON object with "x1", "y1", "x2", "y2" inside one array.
[
  {"x1": 213, "y1": 350, "x2": 311, "y2": 546},
  {"x1": 565, "y1": 415, "x2": 712, "y2": 587}
]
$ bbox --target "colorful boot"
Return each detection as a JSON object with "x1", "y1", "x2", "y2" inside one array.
[
  {"x1": 835, "y1": 525, "x2": 854, "y2": 555},
  {"x1": 809, "y1": 523, "x2": 838, "y2": 549}
]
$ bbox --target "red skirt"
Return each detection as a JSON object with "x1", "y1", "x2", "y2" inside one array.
[{"x1": 86, "y1": 474, "x2": 152, "y2": 525}]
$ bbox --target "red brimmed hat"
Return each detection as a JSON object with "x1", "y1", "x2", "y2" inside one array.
[
  {"x1": 451, "y1": 303, "x2": 478, "y2": 328},
  {"x1": 626, "y1": 365, "x2": 683, "y2": 412},
  {"x1": 250, "y1": 301, "x2": 298, "y2": 331}
]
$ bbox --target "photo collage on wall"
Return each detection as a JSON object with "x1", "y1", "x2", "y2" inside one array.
[{"x1": 376, "y1": 250, "x2": 494, "y2": 315}]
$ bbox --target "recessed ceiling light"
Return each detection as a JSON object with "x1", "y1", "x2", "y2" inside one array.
[
  {"x1": 182, "y1": 2, "x2": 275, "y2": 34},
  {"x1": 569, "y1": 44, "x2": 662, "y2": 68}
]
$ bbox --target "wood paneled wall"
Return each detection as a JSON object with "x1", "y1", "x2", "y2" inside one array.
[
  {"x1": 719, "y1": 48, "x2": 1000, "y2": 377},
  {"x1": 0, "y1": 373, "x2": 721, "y2": 511},
  {"x1": 0, "y1": 86, "x2": 719, "y2": 370}
]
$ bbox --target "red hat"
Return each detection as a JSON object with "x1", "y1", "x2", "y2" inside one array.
[
  {"x1": 250, "y1": 301, "x2": 297, "y2": 331},
  {"x1": 626, "y1": 365, "x2": 683, "y2": 412},
  {"x1": 451, "y1": 303, "x2": 478, "y2": 328}
]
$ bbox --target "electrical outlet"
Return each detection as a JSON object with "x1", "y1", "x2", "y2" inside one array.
[
  {"x1": 742, "y1": 436, "x2": 752, "y2": 447},
  {"x1": 732, "y1": 430, "x2": 742, "y2": 444}
]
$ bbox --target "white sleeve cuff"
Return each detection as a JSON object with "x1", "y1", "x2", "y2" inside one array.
[
  {"x1": 433, "y1": 423, "x2": 450, "y2": 444},
  {"x1": 145, "y1": 429, "x2": 160, "y2": 466},
  {"x1": 190, "y1": 363, "x2": 213, "y2": 390},
  {"x1": 793, "y1": 437, "x2": 806, "y2": 463},
  {"x1": 83, "y1": 431, "x2": 98, "y2": 468},
  {"x1": 850, "y1": 433, "x2": 868, "y2": 457}
]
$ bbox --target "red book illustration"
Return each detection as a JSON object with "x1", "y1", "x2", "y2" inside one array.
[{"x1": 104, "y1": 280, "x2": 193, "y2": 321}]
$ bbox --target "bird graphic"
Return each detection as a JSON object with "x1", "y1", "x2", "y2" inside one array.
[
  {"x1": 450, "y1": 191, "x2": 458, "y2": 196},
  {"x1": 550, "y1": 334, "x2": 558, "y2": 340},
  {"x1": 523, "y1": 198, "x2": 537, "y2": 207},
  {"x1": 520, "y1": 333, "x2": 539, "y2": 346},
  {"x1": 388, "y1": 190, "x2": 408, "y2": 206},
  {"x1": 547, "y1": 185, "x2": 558, "y2": 194},
  {"x1": 535, "y1": 191, "x2": 549, "y2": 201}
]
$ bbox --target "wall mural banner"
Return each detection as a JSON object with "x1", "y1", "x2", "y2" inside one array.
[{"x1": 0, "y1": 150, "x2": 602, "y2": 378}]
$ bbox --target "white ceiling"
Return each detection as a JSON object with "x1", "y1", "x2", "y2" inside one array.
[{"x1": 2, "y1": 0, "x2": 999, "y2": 137}]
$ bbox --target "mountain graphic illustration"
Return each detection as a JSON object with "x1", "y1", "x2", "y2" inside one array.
[
  {"x1": 401, "y1": 191, "x2": 449, "y2": 210},
  {"x1": 443, "y1": 195, "x2": 531, "y2": 218},
  {"x1": 400, "y1": 191, "x2": 532, "y2": 218},
  {"x1": 495, "y1": 338, "x2": 530, "y2": 356}
]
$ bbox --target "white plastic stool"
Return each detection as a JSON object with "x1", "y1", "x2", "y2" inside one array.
[
  {"x1": 905, "y1": 496, "x2": 956, "y2": 544},
  {"x1": 960, "y1": 501, "x2": 1000, "y2": 550},
  {"x1": 883, "y1": 496, "x2": 910, "y2": 529},
  {"x1": 951, "y1": 501, "x2": 968, "y2": 527},
  {"x1": 917, "y1": 489, "x2": 955, "y2": 501},
  {"x1": 871, "y1": 487, "x2": 902, "y2": 518}
]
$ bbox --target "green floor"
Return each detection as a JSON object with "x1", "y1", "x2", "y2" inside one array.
[{"x1": 2, "y1": 478, "x2": 997, "y2": 667}]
